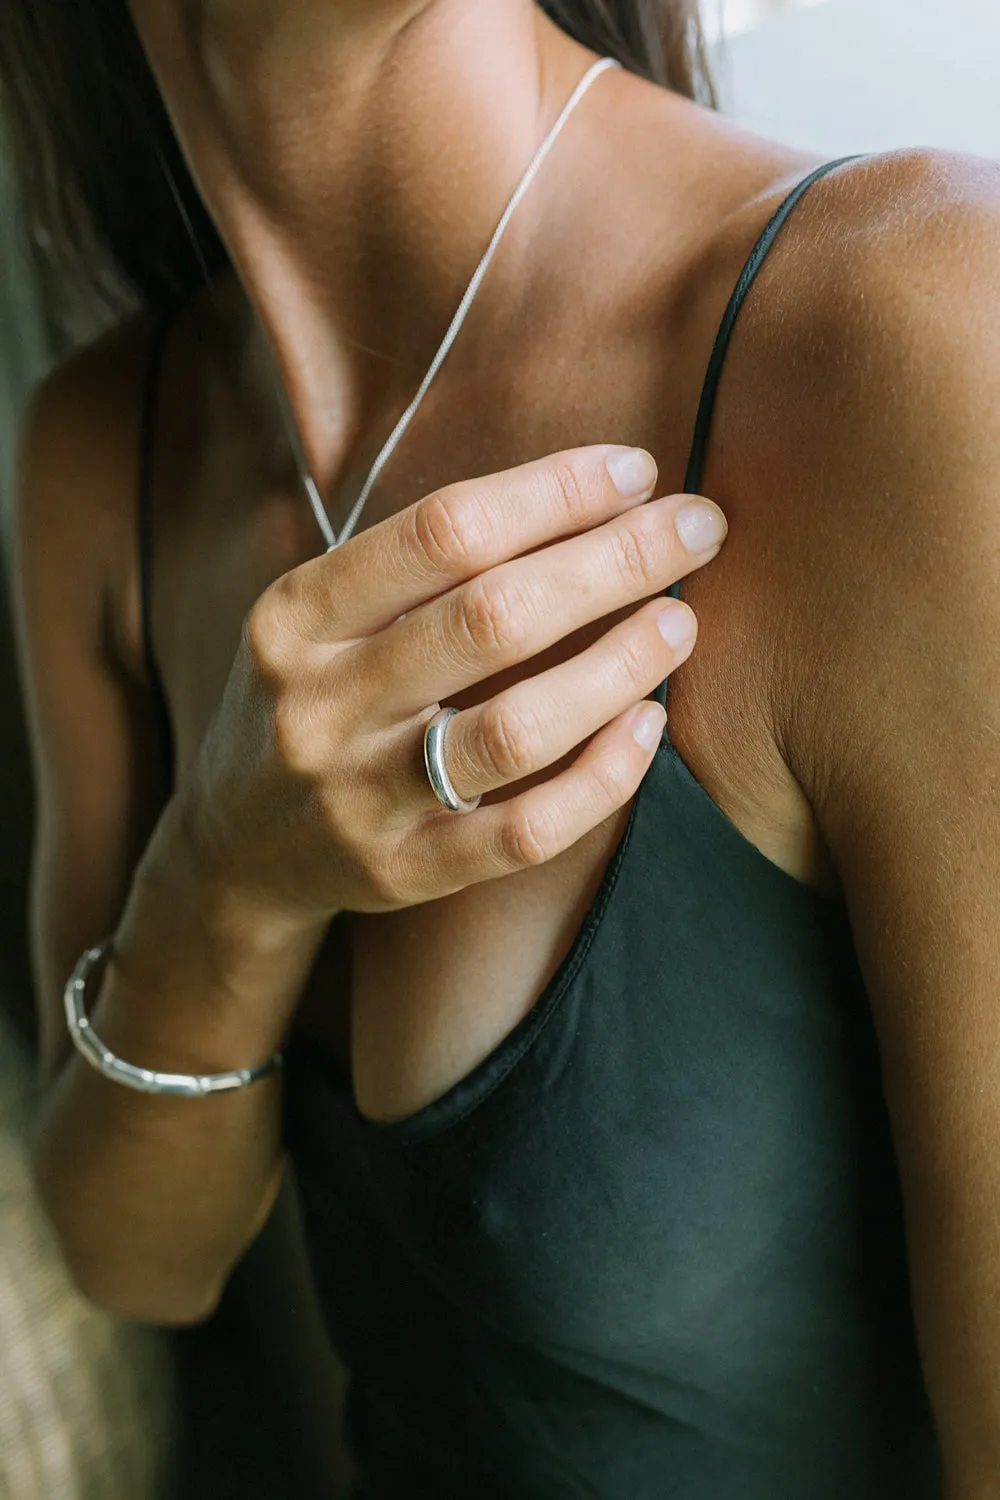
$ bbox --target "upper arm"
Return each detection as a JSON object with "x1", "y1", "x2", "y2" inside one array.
[
  {"x1": 760, "y1": 150, "x2": 1000, "y2": 1488},
  {"x1": 9, "y1": 321, "x2": 173, "y2": 1084}
]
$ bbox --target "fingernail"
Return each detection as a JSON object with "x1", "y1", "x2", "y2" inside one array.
[
  {"x1": 675, "y1": 498, "x2": 728, "y2": 552},
  {"x1": 632, "y1": 702, "x2": 667, "y2": 750},
  {"x1": 657, "y1": 604, "x2": 696, "y2": 650},
  {"x1": 605, "y1": 448, "x2": 658, "y2": 498}
]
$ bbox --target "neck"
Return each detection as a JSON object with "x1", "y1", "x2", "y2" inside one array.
[{"x1": 131, "y1": 1, "x2": 604, "y2": 499}]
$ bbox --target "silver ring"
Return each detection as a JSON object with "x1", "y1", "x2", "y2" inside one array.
[{"x1": 423, "y1": 707, "x2": 482, "y2": 813}]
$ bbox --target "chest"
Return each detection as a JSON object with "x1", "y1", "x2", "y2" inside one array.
[
  {"x1": 131, "y1": 310, "x2": 841, "y2": 1123},
  {"x1": 284, "y1": 769, "x2": 915, "y2": 1488}
]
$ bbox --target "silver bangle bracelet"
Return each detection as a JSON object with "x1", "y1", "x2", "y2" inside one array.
[{"x1": 64, "y1": 936, "x2": 283, "y2": 1098}]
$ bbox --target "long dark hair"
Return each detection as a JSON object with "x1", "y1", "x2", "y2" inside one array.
[{"x1": 0, "y1": 2, "x2": 715, "y2": 327}]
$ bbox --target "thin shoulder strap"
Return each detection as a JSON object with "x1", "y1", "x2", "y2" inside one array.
[
  {"x1": 681, "y1": 155, "x2": 864, "y2": 499},
  {"x1": 137, "y1": 306, "x2": 181, "y2": 796},
  {"x1": 655, "y1": 156, "x2": 864, "y2": 717}
]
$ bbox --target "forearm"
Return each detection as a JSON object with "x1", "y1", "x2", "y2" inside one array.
[{"x1": 32, "y1": 803, "x2": 331, "y2": 1326}]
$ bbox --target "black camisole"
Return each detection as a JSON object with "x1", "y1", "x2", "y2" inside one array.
[{"x1": 138, "y1": 157, "x2": 943, "y2": 1497}]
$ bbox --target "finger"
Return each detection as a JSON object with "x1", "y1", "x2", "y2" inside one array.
[
  {"x1": 439, "y1": 595, "x2": 696, "y2": 801},
  {"x1": 286, "y1": 444, "x2": 661, "y2": 640},
  {"x1": 369, "y1": 490, "x2": 725, "y2": 717},
  {"x1": 404, "y1": 696, "x2": 668, "y2": 894}
]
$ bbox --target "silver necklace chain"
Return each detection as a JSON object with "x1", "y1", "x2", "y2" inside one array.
[{"x1": 304, "y1": 55, "x2": 621, "y2": 554}]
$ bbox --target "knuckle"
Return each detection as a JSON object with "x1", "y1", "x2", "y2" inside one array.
[
  {"x1": 272, "y1": 700, "x2": 319, "y2": 779},
  {"x1": 458, "y1": 575, "x2": 532, "y2": 657},
  {"x1": 616, "y1": 633, "x2": 655, "y2": 689},
  {"x1": 592, "y1": 752, "x2": 631, "y2": 808},
  {"x1": 269, "y1": 667, "x2": 338, "y2": 778},
  {"x1": 241, "y1": 595, "x2": 286, "y2": 680},
  {"x1": 544, "y1": 460, "x2": 591, "y2": 527},
  {"x1": 476, "y1": 698, "x2": 542, "y2": 781},
  {"x1": 499, "y1": 805, "x2": 561, "y2": 869},
  {"x1": 414, "y1": 487, "x2": 486, "y2": 571},
  {"x1": 610, "y1": 515, "x2": 663, "y2": 592},
  {"x1": 360, "y1": 847, "x2": 407, "y2": 908},
  {"x1": 315, "y1": 777, "x2": 368, "y2": 859}
]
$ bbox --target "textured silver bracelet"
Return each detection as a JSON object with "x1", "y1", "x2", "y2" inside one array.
[{"x1": 64, "y1": 936, "x2": 283, "y2": 1098}]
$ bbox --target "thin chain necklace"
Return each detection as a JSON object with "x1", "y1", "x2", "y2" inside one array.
[{"x1": 301, "y1": 55, "x2": 621, "y2": 554}]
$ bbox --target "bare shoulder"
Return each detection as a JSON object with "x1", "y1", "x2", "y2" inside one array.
[
  {"x1": 23, "y1": 310, "x2": 164, "y2": 505},
  {"x1": 704, "y1": 146, "x2": 1000, "y2": 803},
  {"x1": 775, "y1": 145, "x2": 1000, "y2": 391},
  {"x1": 16, "y1": 309, "x2": 168, "y2": 684},
  {"x1": 735, "y1": 143, "x2": 1000, "y2": 496}
]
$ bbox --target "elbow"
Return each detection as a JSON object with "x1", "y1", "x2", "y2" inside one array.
[
  {"x1": 55, "y1": 1229, "x2": 225, "y2": 1327},
  {"x1": 29, "y1": 1152, "x2": 224, "y2": 1328},
  {"x1": 64, "y1": 1251, "x2": 225, "y2": 1327},
  {"x1": 71, "y1": 1269, "x2": 225, "y2": 1328}
]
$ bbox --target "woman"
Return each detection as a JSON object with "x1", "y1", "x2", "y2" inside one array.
[{"x1": 4, "y1": 1, "x2": 1000, "y2": 1494}]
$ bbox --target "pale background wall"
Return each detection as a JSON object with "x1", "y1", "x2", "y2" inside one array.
[
  {"x1": 716, "y1": 0, "x2": 1000, "y2": 157},
  {"x1": 708, "y1": 0, "x2": 830, "y2": 43}
]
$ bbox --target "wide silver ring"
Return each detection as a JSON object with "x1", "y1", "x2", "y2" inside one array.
[{"x1": 423, "y1": 707, "x2": 482, "y2": 813}]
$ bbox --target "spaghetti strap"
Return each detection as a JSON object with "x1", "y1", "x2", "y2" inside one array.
[
  {"x1": 682, "y1": 155, "x2": 863, "y2": 500},
  {"x1": 656, "y1": 154, "x2": 866, "y2": 712},
  {"x1": 136, "y1": 306, "x2": 181, "y2": 797}
]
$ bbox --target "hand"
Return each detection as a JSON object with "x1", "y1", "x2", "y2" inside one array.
[{"x1": 178, "y1": 445, "x2": 727, "y2": 926}]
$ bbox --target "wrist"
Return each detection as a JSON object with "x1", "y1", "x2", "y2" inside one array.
[
  {"x1": 67, "y1": 936, "x2": 285, "y2": 1096},
  {"x1": 149, "y1": 789, "x2": 336, "y2": 959},
  {"x1": 92, "y1": 806, "x2": 332, "y2": 1073}
]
